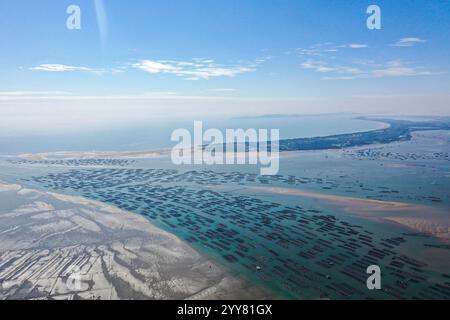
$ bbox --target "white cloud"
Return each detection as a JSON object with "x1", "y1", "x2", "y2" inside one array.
[
  {"x1": 30, "y1": 64, "x2": 94, "y2": 72},
  {"x1": 132, "y1": 61, "x2": 176, "y2": 74},
  {"x1": 351, "y1": 59, "x2": 380, "y2": 66},
  {"x1": 392, "y1": 37, "x2": 426, "y2": 47},
  {"x1": 298, "y1": 41, "x2": 437, "y2": 80},
  {"x1": 301, "y1": 60, "x2": 334, "y2": 72},
  {"x1": 254, "y1": 56, "x2": 272, "y2": 64},
  {"x1": 94, "y1": 0, "x2": 108, "y2": 48},
  {"x1": 132, "y1": 59, "x2": 256, "y2": 80},
  {"x1": 301, "y1": 60, "x2": 362, "y2": 75},
  {"x1": 369, "y1": 60, "x2": 436, "y2": 78},
  {"x1": 296, "y1": 48, "x2": 323, "y2": 57},
  {"x1": 348, "y1": 44, "x2": 368, "y2": 49},
  {"x1": 296, "y1": 43, "x2": 368, "y2": 57},
  {"x1": 338, "y1": 44, "x2": 368, "y2": 49},
  {"x1": 371, "y1": 66, "x2": 432, "y2": 78},
  {"x1": 304, "y1": 59, "x2": 438, "y2": 80}
]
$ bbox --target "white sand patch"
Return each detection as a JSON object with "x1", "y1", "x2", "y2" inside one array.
[
  {"x1": 17, "y1": 201, "x2": 55, "y2": 213},
  {"x1": 30, "y1": 220, "x2": 75, "y2": 234},
  {"x1": 70, "y1": 215, "x2": 102, "y2": 233},
  {"x1": 0, "y1": 181, "x2": 21, "y2": 191}
]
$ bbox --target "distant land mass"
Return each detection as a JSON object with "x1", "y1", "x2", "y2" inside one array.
[
  {"x1": 223, "y1": 117, "x2": 450, "y2": 152},
  {"x1": 233, "y1": 113, "x2": 346, "y2": 120}
]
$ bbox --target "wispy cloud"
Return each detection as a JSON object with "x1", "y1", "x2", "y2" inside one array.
[
  {"x1": 338, "y1": 44, "x2": 368, "y2": 49},
  {"x1": 296, "y1": 48, "x2": 324, "y2": 57},
  {"x1": 295, "y1": 43, "x2": 368, "y2": 57},
  {"x1": 371, "y1": 62, "x2": 433, "y2": 78},
  {"x1": 132, "y1": 58, "x2": 256, "y2": 80},
  {"x1": 94, "y1": 0, "x2": 108, "y2": 48},
  {"x1": 132, "y1": 61, "x2": 176, "y2": 74},
  {"x1": 301, "y1": 60, "x2": 362, "y2": 75},
  {"x1": 30, "y1": 64, "x2": 94, "y2": 72},
  {"x1": 321, "y1": 60, "x2": 438, "y2": 80},
  {"x1": 391, "y1": 37, "x2": 426, "y2": 47},
  {"x1": 301, "y1": 60, "x2": 336, "y2": 73},
  {"x1": 29, "y1": 57, "x2": 263, "y2": 79},
  {"x1": 254, "y1": 56, "x2": 272, "y2": 64},
  {"x1": 297, "y1": 41, "x2": 437, "y2": 80}
]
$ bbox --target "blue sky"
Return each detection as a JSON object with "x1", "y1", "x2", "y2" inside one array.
[{"x1": 0, "y1": 0, "x2": 449, "y2": 135}]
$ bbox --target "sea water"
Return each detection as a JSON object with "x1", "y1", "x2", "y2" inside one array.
[{"x1": 0, "y1": 114, "x2": 385, "y2": 155}]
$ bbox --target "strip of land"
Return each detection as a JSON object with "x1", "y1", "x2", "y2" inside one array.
[
  {"x1": 277, "y1": 117, "x2": 450, "y2": 151},
  {"x1": 17, "y1": 149, "x2": 171, "y2": 161}
]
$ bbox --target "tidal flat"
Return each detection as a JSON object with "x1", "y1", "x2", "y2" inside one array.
[{"x1": 0, "y1": 182, "x2": 269, "y2": 300}]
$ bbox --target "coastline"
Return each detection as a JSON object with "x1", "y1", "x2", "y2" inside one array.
[
  {"x1": 0, "y1": 181, "x2": 271, "y2": 300},
  {"x1": 12, "y1": 117, "x2": 450, "y2": 161}
]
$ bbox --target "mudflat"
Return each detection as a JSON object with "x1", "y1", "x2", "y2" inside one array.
[{"x1": 0, "y1": 181, "x2": 269, "y2": 300}]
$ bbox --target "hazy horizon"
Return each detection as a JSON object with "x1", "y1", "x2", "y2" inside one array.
[{"x1": 1, "y1": 0, "x2": 450, "y2": 137}]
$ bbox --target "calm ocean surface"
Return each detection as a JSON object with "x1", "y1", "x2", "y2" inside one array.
[{"x1": 0, "y1": 114, "x2": 385, "y2": 155}]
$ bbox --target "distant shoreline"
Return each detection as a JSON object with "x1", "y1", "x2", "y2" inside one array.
[
  {"x1": 274, "y1": 117, "x2": 450, "y2": 152},
  {"x1": 7, "y1": 117, "x2": 450, "y2": 160},
  {"x1": 222, "y1": 117, "x2": 450, "y2": 153}
]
